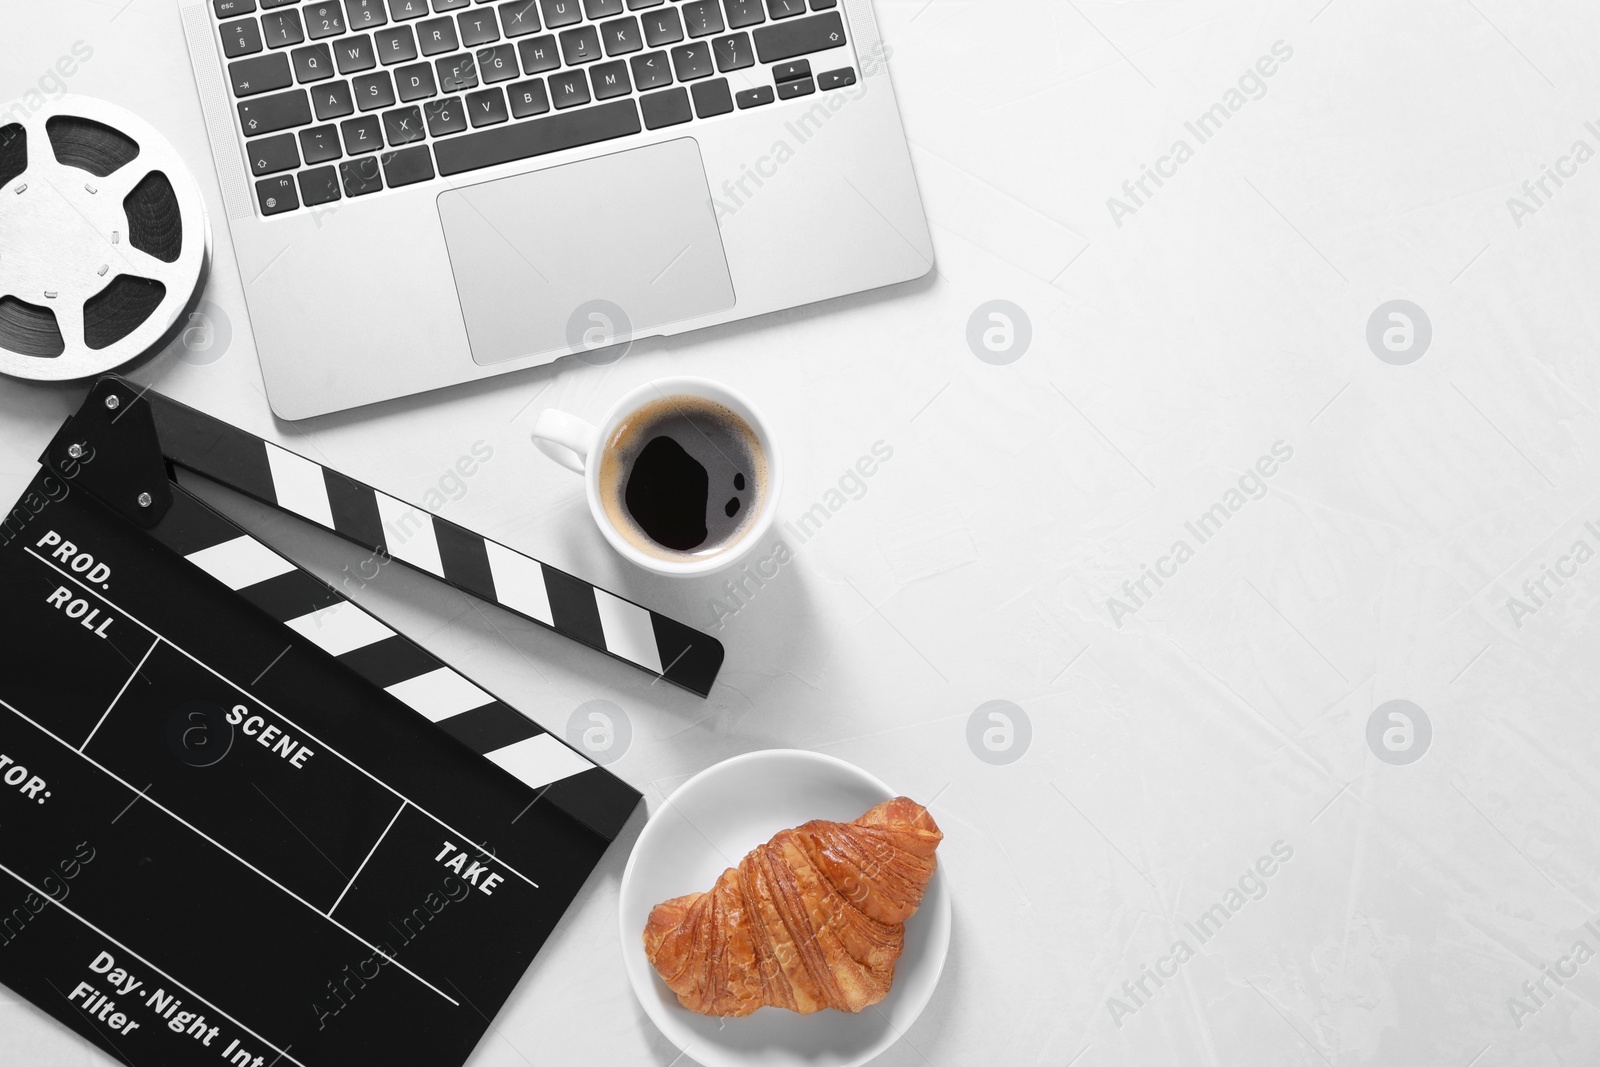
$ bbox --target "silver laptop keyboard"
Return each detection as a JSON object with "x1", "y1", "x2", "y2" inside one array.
[{"x1": 210, "y1": 0, "x2": 860, "y2": 217}]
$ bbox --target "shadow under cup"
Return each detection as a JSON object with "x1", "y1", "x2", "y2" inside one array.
[{"x1": 597, "y1": 393, "x2": 771, "y2": 566}]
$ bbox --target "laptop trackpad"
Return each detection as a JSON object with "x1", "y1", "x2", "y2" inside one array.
[{"x1": 437, "y1": 137, "x2": 736, "y2": 366}]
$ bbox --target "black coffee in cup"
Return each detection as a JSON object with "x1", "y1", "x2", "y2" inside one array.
[{"x1": 598, "y1": 394, "x2": 769, "y2": 561}]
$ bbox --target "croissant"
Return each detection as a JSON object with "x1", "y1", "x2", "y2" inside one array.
[{"x1": 643, "y1": 796, "x2": 943, "y2": 1017}]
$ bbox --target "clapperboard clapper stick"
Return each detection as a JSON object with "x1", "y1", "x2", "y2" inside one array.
[
  {"x1": 108, "y1": 376, "x2": 723, "y2": 695},
  {"x1": 36, "y1": 375, "x2": 723, "y2": 837}
]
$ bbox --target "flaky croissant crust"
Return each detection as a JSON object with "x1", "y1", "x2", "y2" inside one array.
[{"x1": 643, "y1": 797, "x2": 943, "y2": 1017}]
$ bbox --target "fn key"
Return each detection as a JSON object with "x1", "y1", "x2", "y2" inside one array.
[{"x1": 255, "y1": 174, "x2": 299, "y2": 215}]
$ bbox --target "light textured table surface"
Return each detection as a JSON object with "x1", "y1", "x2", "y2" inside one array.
[{"x1": 3, "y1": 1, "x2": 1596, "y2": 1064}]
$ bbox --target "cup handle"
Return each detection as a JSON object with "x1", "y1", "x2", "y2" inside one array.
[{"x1": 531, "y1": 409, "x2": 599, "y2": 475}]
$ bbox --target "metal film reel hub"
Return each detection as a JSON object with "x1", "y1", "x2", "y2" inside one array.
[{"x1": 0, "y1": 95, "x2": 209, "y2": 381}]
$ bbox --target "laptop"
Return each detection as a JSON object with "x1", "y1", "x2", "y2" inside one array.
[{"x1": 178, "y1": 0, "x2": 933, "y2": 420}]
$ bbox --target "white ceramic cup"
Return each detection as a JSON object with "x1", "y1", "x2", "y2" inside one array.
[{"x1": 530, "y1": 378, "x2": 782, "y2": 577}]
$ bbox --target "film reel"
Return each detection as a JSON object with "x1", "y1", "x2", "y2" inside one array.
[{"x1": 0, "y1": 95, "x2": 209, "y2": 381}]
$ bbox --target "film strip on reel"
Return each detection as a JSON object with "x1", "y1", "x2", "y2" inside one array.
[{"x1": 0, "y1": 95, "x2": 208, "y2": 381}]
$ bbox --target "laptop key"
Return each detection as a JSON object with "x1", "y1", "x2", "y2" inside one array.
[
  {"x1": 437, "y1": 53, "x2": 480, "y2": 91},
  {"x1": 418, "y1": 17, "x2": 459, "y2": 54},
  {"x1": 261, "y1": 0, "x2": 301, "y2": 7},
  {"x1": 560, "y1": 26, "x2": 603, "y2": 64},
  {"x1": 670, "y1": 42, "x2": 713, "y2": 81},
  {"x1": 776, "y1": 74, "x2": 812, "y2": 98},
  {"x1": 771, "y1": 58, "x2": 807, "y2": 82},
  {"x1": 601, "y1": 16, "x2": 642, "y2": 55},
  {"x1": 690, "y1": 77, "x2": 732, "y2": 118},
  {"x1": 340, "y1": 113, "x2": 384, "y2": 152},
  {"x1": 810, "y1": 0, "x2": 836, "y2": 7},
  {"x1": 306, "y1": 2, "x2": 347, "y2": 37},
  {"x1": 499, "y1": 1, "x2": 541, "y2": 38},
  {"x1": 388, "y1": 0, "x2": 429, "y2": 19},
  {"x1": 630, "y1": 50, "x2": 672, "y2": 90},
  {"x1": 591, "y1": 59, "x2": 631, "y2": 98},
  {"x1": 540, "y1": 0, "x2": 582, "y2": 28},
  {"x1": 298, "y1": 164, "x2": 342, "y2": 205},
  {"x1": 478, "y1": 44, "x2": 519, "y2": 82},
  {"x1": 256, "y1": 174, "x2": 299, "y2": 215},
  {"x1": 248, "y1": 132, "x2": 300, "y2": 176},
  {"x1": 766, "y1": 0, "x2": 805, "y2": 17},
  {"x1": 312, "y1": 79, "x2": 356, "y2": 118},
  {"x1": 724, "y1": 0, "x2": 762, "y2": 27},
  {"x1": 424, "y1": 96, "x2": 468, "y2": 135},
  {"x1": 337, "y1": 33, "x2": 378, "y2": 72},
  {"x1": 519, "y1": 35, "x2": 561, "y2": 73},
  {"x1": 345, "y1": 0, "x2": 388, "y2": 27},
  {"x1": 262, "y1": 9, "x2": 307, "y2": 47},
  {"x1": 432, "y1": 97, "x2": 641, "y2": 175},
  {"x1": 383, "y1": 104, "x2": 427, "y2": 143},
  {"x1": 583, "y1": 0, "x2": 623, "y2": 16},
  {"x1": 375, "y1": 26, "x2": 419, "y2": 63},
  {"x1": 339, "y1": 156, "x2": 385, "y2": 195},
  {"x1": 238, "y1": 89, "x2": 313, "y2": 135},
  {"x1": 507, "y1": 78, "x2": 550, "y2": 116},
  {"x1": 712, "y1": 32, "x2": 752, "y2": 71},
  {"x1": 753, "y1": 11, "x2": 844, "y2": 63},
  {"x1": 817, "y1": 66, "x2": 853, "y2": 89},
  {"x1": 639, "y1": 86, "x2": 690, "y2": 129},
  {"x1": 353, "y1": 70, "x2": 397, "y2": 109},
  {"x1": 681, "y1": 0, "x2": 722, "y2": 37},
  {"x1": 215, "y1": 0, "x2": 257, "y2": 15},
  {"x1": 433, "y1": 0, "x2": 471, "y2": 9},
  {"x1": 642, "y1": 7, "x2": 682, "y2": 46},
  {"x1": 458, "y1": 9, "x2": 501, "y2": 46},
  {"x1": 626, "y1": 0, "x2": 664, "y2": 7},
  {"x1": 220, "y1": 17, "x2": 265, "y2": 57},
  {"x1": 734, "y1": 85, "x2": 772, "y2": 108},
  {"x1": 229, "y1": 53, "x2": 293, "y2": 96},
  {"x1": 300, "y1": 124, "x2": 343, "y2": 162},
  {"x1": 396, "y1": 61, "x2": 439, "y2": 99},
  {"x1": 548, "y1": 69, "x2": 591, "y2": 108},
  {"x1": 466, "y1": 86, "x2": 509, "y2": 125},
  {"x1": 292, "y1": 43, "x2": 335, "y2": 81}
]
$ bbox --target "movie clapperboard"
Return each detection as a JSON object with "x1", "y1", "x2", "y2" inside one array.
[{"x1": 0, "y1": 376, "x2": 723, "y2": 1066}]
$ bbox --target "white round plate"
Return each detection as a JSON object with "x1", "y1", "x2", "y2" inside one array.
[{"x1": 619, "y1": 750, "x2": 951, "y2": 1067}]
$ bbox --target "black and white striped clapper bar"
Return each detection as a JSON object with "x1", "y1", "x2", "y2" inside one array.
[{"x1": 34, "y1": 375, "x2": 724, "y2": 838}]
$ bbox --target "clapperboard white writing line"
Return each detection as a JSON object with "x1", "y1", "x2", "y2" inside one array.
[
  {"x1": 330, "y1": 802, "x2": 408, "y2": 917},
  {"x1": 0, "y1": 858, "x2": 310, "y2": 1067},
  {"x1": 148, "y1": 389, "x2": 724, "y2": 698},
  {"x1": 24, "y1": 546, "x2": 541, "y2": 893},
  {"x1": 79, "y1": 641, "x2": 158, "y2": 754},
  {"x1": 0, "y1": 692, "x2": 461, "y2": 1007}
]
